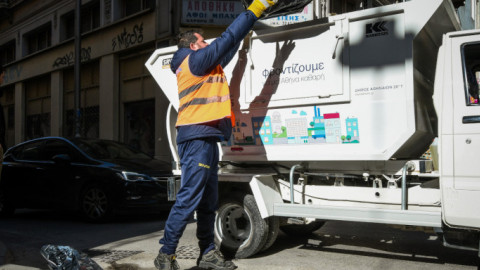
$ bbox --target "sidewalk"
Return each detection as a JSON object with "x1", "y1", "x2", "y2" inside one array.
[
  {"x1": 0, "y1": 223, "x2": 248, "y2": 270},
  {"x1": 0, "y1": 241, "x2": 40, "y2": 270}
]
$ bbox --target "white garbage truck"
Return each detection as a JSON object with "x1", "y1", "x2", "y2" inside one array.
[{"x1": 146, "y1": 0, "x2": 480, "y2": 259}]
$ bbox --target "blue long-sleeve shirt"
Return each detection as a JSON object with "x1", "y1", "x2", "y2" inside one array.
[{"x1": 171, "y1": 10, "x2": 258, "y2": 144}]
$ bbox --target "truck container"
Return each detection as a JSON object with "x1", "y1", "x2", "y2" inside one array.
[{"x1": 146, "y1": 0, "x2": 480, "y2": 260}]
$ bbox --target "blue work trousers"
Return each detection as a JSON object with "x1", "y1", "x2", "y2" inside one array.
[{"x1": 160, "y1": 138, "x2": 219, "y2": 255}]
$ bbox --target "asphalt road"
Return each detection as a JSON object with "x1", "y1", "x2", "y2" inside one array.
[{"x1": 0, "y1": 209, "x2": 478, "y2": 270}]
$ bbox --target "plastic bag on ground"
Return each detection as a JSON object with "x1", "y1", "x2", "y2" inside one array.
[
  {"x1": 40, "y1": 244, "x2": 103, "y2": 270},
  {"x1": 241, "y1": 0, "x2": 313, "y2": 20}
]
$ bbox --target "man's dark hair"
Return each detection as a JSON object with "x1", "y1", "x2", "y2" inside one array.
[{"x1": 177, "y1": 29, "x2": 203, "y2": 49}]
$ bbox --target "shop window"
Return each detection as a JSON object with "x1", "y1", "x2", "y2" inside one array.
[
  {"x1": 60, "y1": 1, "x2": 100, "y2": 41},
  {"x1": 82, "y1": 1, "x2": 100, "y2": 33},
  {"x1": 63, "y1": 61, "x2": 100, "y2": 137},
  {"x1": 64, "y1": 106, "x2": 99, "y2": 138},
  {"x1": 25, "y1": 75, "x2": 51, "y2": 140},
  {"x1": 0, "y1": 85, "x2": 15, "y2": 149},
  {"x1": 463, "y1": 43, "x2": 480, "y2": 105},
  {"x1": 0, "y1": 40, "x2": 15, "y2": 66},
  {"x1": 124, "y1": 100, "x2": 155, "y2": 156},
  {"x1": 24, "y1": 23, "x2": 51, "y2": 55},
  {"x1": 122, "y1": 0, "x2": 153, "y2": 17}
]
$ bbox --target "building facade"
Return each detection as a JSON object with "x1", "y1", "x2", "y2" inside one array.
[
  {"x1": 0, "y1": 0, "x2": 475, "y2": 162},
  {"x1": 0, "y1": 0, "x2": 176, "y2": 162}
]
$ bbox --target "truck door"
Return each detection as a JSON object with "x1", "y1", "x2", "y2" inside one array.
[{"x1": 443, "y1": 33, "x2": 480, "y2": 229}]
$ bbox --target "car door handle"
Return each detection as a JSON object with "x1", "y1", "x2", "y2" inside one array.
[{"x1": 462, "y1": 115, "x2": 480, "y2": 124}]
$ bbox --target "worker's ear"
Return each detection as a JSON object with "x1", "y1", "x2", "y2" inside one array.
[{"x1": 190, "y1": 42, "x2": 196, "y2": 50}]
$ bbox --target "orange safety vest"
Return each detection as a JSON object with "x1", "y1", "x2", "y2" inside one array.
[{"x1": 176, "y1": 55, "x2": 235, "y2": 127}]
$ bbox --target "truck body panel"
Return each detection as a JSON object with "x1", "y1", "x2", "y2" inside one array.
[
  {"x1": 147, "y1": 0, "x2": 458, "y2": 163},
  {"x1": 147, "y1": 0, "x2": 480, "y2": 258}
]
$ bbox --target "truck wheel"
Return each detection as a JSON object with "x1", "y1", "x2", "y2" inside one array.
[
  {"x1": 80, "y1": 185, "x2": 113, "y2": 222},
  {"x1": 261, "y1": 216, "x2": 279, "y2": 252},
  {"x1": 215, "y1": 193, "x2": 269, "y2": 258},
  {"x1": 279, "y1": 220, "x2": 325, "y2": 236}
]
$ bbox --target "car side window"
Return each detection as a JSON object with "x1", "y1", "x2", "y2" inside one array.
[
  {"x1": 462, "y1": 43, "x2": 480, "y2": 105},
  {"x1": 42, "y1": 140, "x2": 78, "y2": 161},
  {"x1": 13, "y1": 141, "x2": 45, "y2": 161}
]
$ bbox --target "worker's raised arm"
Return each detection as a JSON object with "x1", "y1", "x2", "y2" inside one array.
[{"x1": 189, "y1": 0, "x2": 278, "y2": 76}]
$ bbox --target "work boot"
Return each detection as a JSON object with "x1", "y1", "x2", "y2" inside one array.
[
  {"x1": 198, "y1": 249, "x2": 237, "y2": 270},
  {"x1": 154, "y1": 251, "x2": 180, "y2": 270}
]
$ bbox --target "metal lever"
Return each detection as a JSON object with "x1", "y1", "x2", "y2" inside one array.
[{"x1": 332, "y1": 34, "x2": 344, "y2": 59}]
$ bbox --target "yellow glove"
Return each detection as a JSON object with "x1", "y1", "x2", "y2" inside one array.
[{"x1": 248, "y1": 0, "x2": 278, "y2": 18}]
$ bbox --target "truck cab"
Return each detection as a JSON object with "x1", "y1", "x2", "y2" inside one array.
[{"x1": 436, "y1": 30, "x2": 480, "y2": 231}]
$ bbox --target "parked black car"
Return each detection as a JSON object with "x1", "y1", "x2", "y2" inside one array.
[{"x1": 0, "y1": 137, "x2": 174, "y2": 222}]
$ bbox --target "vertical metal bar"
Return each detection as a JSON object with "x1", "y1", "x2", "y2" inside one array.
[
  {"x1": 289, "y1": 164, "x2": 302, "y2": 204},
  {"x1": 401, "y1": 163, "x2": 408, "y2": 210},
  {"x1": 167, "y1": 177, "x2": 177, "y2": 201},
  {"x1": 74, "y1": 0, "x2": 81, "y2": 137}
]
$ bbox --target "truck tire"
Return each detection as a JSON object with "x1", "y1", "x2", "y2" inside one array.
[
  {"x1": 215, "y1": 193, "x2": 269, "y2": 258},
  {"x1": 279, "y1": 220, "x2": 325, "y2": 236},
  {"x1": 261, "y1": 216, "x2": 279, "y2": 252}
]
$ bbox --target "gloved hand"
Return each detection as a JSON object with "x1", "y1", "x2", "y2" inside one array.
[{"x1": 248, "y1": 0, "x2": 278, "y2": 18}]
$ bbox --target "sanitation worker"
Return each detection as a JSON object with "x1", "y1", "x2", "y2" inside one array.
[{"x1": 154, "y1": 1, "x2": 278, "y2": 269}]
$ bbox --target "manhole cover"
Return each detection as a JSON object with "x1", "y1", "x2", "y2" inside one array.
[
  {"x1": 176, "y1": 245, "x2": 200, "y2": 260},
  {"x1": 84, "y1": 249, "x2": 143, "y2": 263}
]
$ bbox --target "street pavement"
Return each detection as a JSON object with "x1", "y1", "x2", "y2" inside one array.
[{"x1": 0, "y1": 214, "x2": 478, "y2": 270}]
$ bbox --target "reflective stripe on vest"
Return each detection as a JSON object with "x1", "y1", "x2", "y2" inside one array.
[{"x1": 176, "y1": 55, "x2": 233, "y2": 127}]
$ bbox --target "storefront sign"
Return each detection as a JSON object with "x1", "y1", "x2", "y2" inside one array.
[{"x1": 181, "y1": 0, "x2": 245, "y2": 26}]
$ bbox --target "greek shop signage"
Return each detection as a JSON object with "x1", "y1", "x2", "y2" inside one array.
[{"x1": 181, "y1": 0, "x2": 244, "y2": 26}]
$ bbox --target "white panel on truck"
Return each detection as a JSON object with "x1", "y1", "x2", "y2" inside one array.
[
  {"x1": 146, "y1": 0, "x2": 458, "y2": 163},
  {"x1": 243, "y1": 18, "x2": 347, "y2": 108}
]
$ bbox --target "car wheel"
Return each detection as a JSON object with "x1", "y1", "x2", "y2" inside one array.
[
  {"x1": 0, "y1": 189, "x2": 15, "y2": 217},
  {"x1": 279, "y1": 220, "x2": 325, "y2": 236},
  {"x1": 214, "y1": 193, "x2": 269, "y2": 259},
  {"x1": 80, "y1": 185, "x2": 113, "y2": 222}
]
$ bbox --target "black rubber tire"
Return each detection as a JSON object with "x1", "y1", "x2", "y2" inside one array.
[
  {"x1": 0, "y1": 189, "x2": 15, "y2": 217},
  {"x1": 279, "y1": 220, "x2": 325, "y2": 236},
  {"x1": 215, "y1": 193, "x2": 269, "y2": 259},
  {"x1": 80, "y1": 185, "x2": 113, "y2": 222},
  {"x1": 261, "y1": 216, "x2": 279, "y2": 252}
]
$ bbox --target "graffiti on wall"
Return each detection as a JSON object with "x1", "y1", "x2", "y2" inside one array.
[
  {"x1": 52, "y1": 47, "x2": 92, "y2": 68},
  {"x1": 2, "y1": 65, "x2": 23, "y2": 84},
  {"x1": 112, "y1": 23, "x2": 144, "y2": 51}
]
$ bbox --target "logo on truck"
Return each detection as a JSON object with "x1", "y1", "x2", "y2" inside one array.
[
  {"x1": 365, "y1": 21, "x2": 388, "y2": 38},
  {"x1": 162, "y1": 58, "x2": 172, "y2": 69}
]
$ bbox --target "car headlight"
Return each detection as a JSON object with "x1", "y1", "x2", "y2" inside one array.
[{"x1": 118, "y1": 171, "x2": 153, "y2": 182}]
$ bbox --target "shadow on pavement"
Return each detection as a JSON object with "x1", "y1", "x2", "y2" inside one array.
[
  {"x1": 0, "y1": 209, "x2": 173, "y2": 269},
  {"x1": 253, "y1": 221, "x2": 479, "y2": 268}
]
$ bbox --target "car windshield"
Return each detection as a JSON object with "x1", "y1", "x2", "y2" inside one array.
[{"x1": 70, "y1": 138, "x2": 151, "y2": 160}]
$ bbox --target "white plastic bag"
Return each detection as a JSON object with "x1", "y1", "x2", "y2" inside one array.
[{"x1": 40, "y1": 245, "x2": 102, "y2": 270}]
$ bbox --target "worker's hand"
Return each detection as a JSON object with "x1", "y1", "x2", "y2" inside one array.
[{"x1": 248, "y1": 0, "x2": 278, "y2": 18}]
